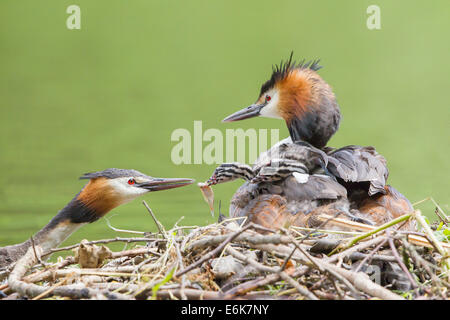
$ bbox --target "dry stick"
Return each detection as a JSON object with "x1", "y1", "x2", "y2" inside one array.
[
  {"x1": 314, "y1": 289, "x2": 341, "y2": 300},
  {"x1": 142, "y1": 200, "x2": 167, "y2": 240},
  {"x1": 327, "y1": 237, "x2": 386, "y2": 264},
  {"x1": 133, "y1": 231, "x2": 180, "y2": 296},
  {"x1": 180, "y1": 221, "x2": 280, "y2": 254},
  {"x1": 225, "y1": 246, "x2": 318, "y2": 300},
  {"x1": 322, "y1": 266, "x2": 361, "y2": 300},
  {"x1": 278, "y1": 271, "x2": 318, "y2": 300},
  {"x1": 347, "y1": 252, "x2": 396, "y2": 263},
  {"x1": 317, "y1": 212, "x2": 450, "y2": 250},
  {"x1": 354, "y1": 237, "x2": 388, "y2": 273},
  {"x1": 156, "y1": 288, "x2": 221, "y2": 300},
  {"x1": 224, "y1": 246, "x2": 278, "y2": 273},
  {"x1": 133, "y1": 254, "x2": 160, "y2": 273},
  {"x1": 401, "y1": 239, "x2": 442, "y2": 288},
  {"x1": 279, "y1": 246, "x2": 297, "y2": 272},
  {"x1": 24, "y1": 262, "x2": 164, "y2": 284},
  {"x1": 8, "y1": 246, "x2": 52, "y2": 298},
  {"x1": 93, "y1": 283, "x2": 222, "y2": 300},
  {"x1": 408, "y1": 234, "x2": 450, "y2": 250},
  {"x1": 8, "y1": 246, "x2": 131, "y2": 299},
  {"x1": 0, "y1": 240, "x2": 73, "y2": 293},
  {"x1": 309, "y1": 276, "x2": 328, "y2": 291},
  {"x1": 330, "y1": 277, "x2": 345, "y2": 299},
  {"x1": 317, "y1": 214, "x2": 375, "y2": 232},
  {"x1": 187, "y1": 232, "x2": 298, "y2": 251},
  {"x1": 176, "y1": 224, "x2": 253, "y2": 278},
  {"x1": 110, "y1": 247, "x2": 161, "y2": 259},
  {"x1": 327, "y1": 213, "x2": 413, "y2": 255},
  {"x1": 412, "y1": 210, "x2": 450, "y2": 280},
  {"x1": 280, "y1": 229, "x2": 361, "y2": 299},
  {"x1": 22, "y1": 256, "x2": 76, "y2": 284},
  {"x1": 173, "y1": 241, "x2": 187, "y2": 300},
  {"x1": 294, "y1": 210, "x2": 353, "y2": 247},
  {"x1": 105, "y1": 216, "x2": 146, "y2": 235},
  {"x1": 32, "y1": 273, "x2": 72, "y2": 300},
  {"x1": 180, "y1": 225, "x2": 216, "y2": 252},
  {"x1": 386, "y1": 230, "x2": 418, "y2": 289},
  {"x1": 280, "y1": 228, "x2": 321, "y2": 270},
  {"x1": 317, "y1": 259, "x2": 401, "y2": 300},
  {"x1": 43, "y1": 237, "x2": 163, "y2": 257},
  {"x1": 223, "y1": 265, "x2": 310, "y2": 299},
  {"x1": 250, "y1": 223, "x2": 278, "y2": 234},
  {"x1": 429, "y1": 197, "x2": 449, "y2": 224},
  {"x1": 28, "y1": 268, "x2": 156, "y2": 279},
  {"x1": 248, "y1": 242, "x2": 403, "y2": 300},
  {"x1": 291, "y1": 226, "x2": 362, "y2": 236},
  {"x1": 413, "y1": 197, "x2": 449, "y2": 224},
  {"x1": 283, "y1": 231, "x2": 362, "y2": 299},
  {"x1": 30, "y1": 236, "x2": 46, "y2": 266}
]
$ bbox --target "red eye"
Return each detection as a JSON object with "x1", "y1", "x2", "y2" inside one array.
[
  {"x1": 266, "y1": 95, "x2": 271, "y2": 102},
  {"x1": 128, "y1": 179, "x2": 135, "y2": 185}
]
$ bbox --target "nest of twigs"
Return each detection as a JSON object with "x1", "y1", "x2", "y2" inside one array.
[{"x1": 1, "y1": 200, "x2": 449, "y2": 300}]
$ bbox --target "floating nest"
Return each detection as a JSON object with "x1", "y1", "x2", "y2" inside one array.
[{"x1": 0, "y1": 200, "x2": 448, "y2": 300}]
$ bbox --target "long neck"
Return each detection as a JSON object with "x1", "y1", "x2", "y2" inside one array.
[
  {"x1": 287, "y1": 115, "x2": 318, "y2": 145},
  {"x1": 0, "y1": 194, "x2": 98, "y2": 267},
  {"x1": 286, "y1": 105, "x2": 340, "y2": 149}
]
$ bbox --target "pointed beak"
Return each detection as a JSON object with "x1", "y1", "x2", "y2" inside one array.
[
  {"x1": 137, "y1": 177, "x2": 194, "y2": 192},
  {"x1": 222, "y1": 103, "x2": 265, "y2": 122}
]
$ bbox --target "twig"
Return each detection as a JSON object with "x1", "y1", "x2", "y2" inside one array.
[
  {"x1": 104, "y1": 216, "x2": 146, "y2": 235},
  {"x1": 32, "y1": 273, "x2": 72, "y2": 300},
  {"x1": 8, "y1": 246, "x2": 130, "y2": 299},
  {"x1": 111, "y1": 247, "x2": 160, "y2": 259},
  {"x1": 327, "y1": 237, "x2": 386, "y2": 263},
  {"x1": 328, "y1": 213, "x2": 413, "y2": 255},
  {"x1": 173, "y1": 241, "x2": 187, "y2": 300},
  {"x1": 155, "y1": 288, "x2": 221, "y2": 300},
  {"x1": 176, "y1": 224, "x2": 252, "y2": 277},
  {"x1": 278, "y1": 271, "x2": 318, "y2": 300},
  {"x1": 354, "y1": 237, "x2": 388, "y2": 273},
  {"x1": 43, "y1": 237, "x2": 165, "y2": 257},
  {"x1": 413, "y1": 197, "x2": 448, "y2": 224},
  {"x1": 247, "y1": 241, "x2": 403, "y2": 299},
  {"x1": 30, "y1": 236, "x2": 46, "y2": 266},
  {"x1": 281, "y1": 229, "x2": 362, "y2": 299},
  {"x1": 386, "y1": 230, "x2": 418, "y2": 289},
  {"x1": 411, "y1": 210, "x2": 450, "y2": 279},
  {"x1": 187, "y1": 231, "x2": 300, "y2": 251},
  {"x1": 5, "y1": 203, "x2": 446, "y2": 301},
  {"x1": 226, "y1": 247, "x2": 318, "y2": 300},
  {"x1": 290, "y1": 225, "x2": 363, "y2": 236},
  {"x1": 402, "y1": 239, "x2": 441, "y2": 287},
  {"x1": 142, "y1": 200, "x2": 167, "y2": 240},
  {"x1": 279, "y1": 246, "x2": 297, "y2": 272}
]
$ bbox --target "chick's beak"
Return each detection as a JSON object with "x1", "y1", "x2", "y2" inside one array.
[
  {"x1": 222, "y1": 103, "x2": 265, "y2": 122},
  {"x1": 137, "y1": 177, "x2": 194, "y2": 191}
]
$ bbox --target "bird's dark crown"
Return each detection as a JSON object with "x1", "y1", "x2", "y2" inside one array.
[
  {"x1": 79, "y1": 168, "x2": 148, "y2": 180},
  {"x1": 259, "y1": 52, "x2": 322, "y2": 96}
]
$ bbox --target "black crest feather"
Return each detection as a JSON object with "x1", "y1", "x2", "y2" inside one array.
[
  {"x1": 259, "y1": 52, "x2": 322, "y2": 96},
  {"x1": 79, "y1": 168, "x2": 148, "y2": 180}
]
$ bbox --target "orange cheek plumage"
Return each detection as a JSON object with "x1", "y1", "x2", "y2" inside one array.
[
  {"x1": 272, "y1": 69, "x2": 337, "y2": 125},
  {"x1": 77, "y1": 178, "x2": 121, "y2": 217},
  {"x1": 276, "y1": 69, "x2": 313, "y2": 121}
]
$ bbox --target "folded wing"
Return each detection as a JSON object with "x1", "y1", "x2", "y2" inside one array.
[{"x1": 326, "y1": 145, "x2": 389, "y2": 196}]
